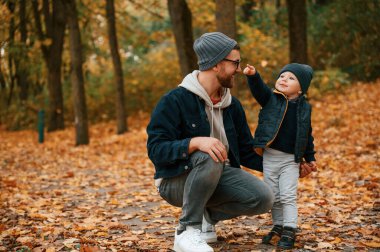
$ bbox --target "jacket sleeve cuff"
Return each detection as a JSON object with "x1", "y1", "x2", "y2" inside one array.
[
  {"x1": 179, "y1": 138, "x2": 192, "y2": 160},
  {"x1": 304, "y1": 154, "x2": 316, "y2": 163},
  {"x1": 247, "y1": 72, "x2": 261, "y2": 81}
]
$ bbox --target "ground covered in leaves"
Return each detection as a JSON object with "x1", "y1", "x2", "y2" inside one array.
[{"x1": 1, "y1": 81, "x2": 379, "y2": 252}]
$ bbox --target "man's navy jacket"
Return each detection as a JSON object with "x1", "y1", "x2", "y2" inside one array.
[{"x1": 147, "y1": 87, "x2": 263, "y2": 179}]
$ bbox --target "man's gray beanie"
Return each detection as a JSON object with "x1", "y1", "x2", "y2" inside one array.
[{"x1": 193, "y1": 32, "x2": 237, "y2": 71}]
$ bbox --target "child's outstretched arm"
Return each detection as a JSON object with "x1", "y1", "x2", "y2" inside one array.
[{"x1": 244, "y1": 64, "x2": 272, "y2": 107}]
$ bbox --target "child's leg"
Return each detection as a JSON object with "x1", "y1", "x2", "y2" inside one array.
[
  {"x1": 263, "y1": 148, "x2": 283, "y2": 226},
  {"x1": 278, "y1": 161, "x2": 299, "y2": 228}
]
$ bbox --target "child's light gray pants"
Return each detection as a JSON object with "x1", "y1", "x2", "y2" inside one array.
[
  {"x1": 263, "y1": 148, "x2": 299, "y2": 228},
  {"x1": 158, "y1": 151, "x2": 274, "y2": 229}
]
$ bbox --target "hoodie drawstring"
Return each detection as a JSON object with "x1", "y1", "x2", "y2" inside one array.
[
  {"x1": 218, "y1": 106, "x2": 222, "y2": 140},
  {"x1": 211, "y1": 105, "x2": 214, "y2": 138}
]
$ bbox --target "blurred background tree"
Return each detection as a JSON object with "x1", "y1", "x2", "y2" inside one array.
[
  {"x1": 32, "y1": 0, "x2": 67, "y2": 132},
  {"x1": 63, "y1": 0, "x2": 89, "y2": 145},
  {"x1": 0, "y1": 0, "x2": 378, "y2": 140},
  {"x1": 106, "y1": 0, "x2": 128, "y2": 134},
  {"x1": 168, "y1": 0, "x2": 197, "y2": 77}
]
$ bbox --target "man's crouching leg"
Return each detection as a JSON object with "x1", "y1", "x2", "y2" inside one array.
[
  {"x1": 159, "y1": 151, "x2": 223, "y2": 228},
  {"x1": 204, "y1": 166, "x2": 274, "y2": 222}
]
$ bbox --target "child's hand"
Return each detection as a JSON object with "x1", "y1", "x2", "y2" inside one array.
[
  {"x1": 299, "y1": 161, "x2": 317, "y2": 178},
  {"x1": 308, "y1": 161, "x2": 318, "y2": 171},
  {"x1": 243, "y1": 64, "x2": 256, "y2": 76}
]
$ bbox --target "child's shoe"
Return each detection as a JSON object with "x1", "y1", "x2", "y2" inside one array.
[
  {"x1": 277, "y1": 226, "x2": 296, "y2": 249},
  {"x1": 262, "y1": 225, "x2": 282, "y2": 244}
]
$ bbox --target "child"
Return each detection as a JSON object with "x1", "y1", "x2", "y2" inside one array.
[{"x1": 243, "y1": 63, "x2": 317, "y2": 249}]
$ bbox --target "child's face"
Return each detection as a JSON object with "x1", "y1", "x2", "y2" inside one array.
[{"x1": 275, "y1": 71, "x2": 302, "y2": 99}]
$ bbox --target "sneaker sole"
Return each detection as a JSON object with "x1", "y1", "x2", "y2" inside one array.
[
  {"x1": 172, "y1": 243, "x2": 183, "y2": 252},
  {"x1": 203, "y1": 237, "x2": 217, "y2": 243},
  {"x1": 201, "y1": 233, "x2": 217, "y2": 243}
]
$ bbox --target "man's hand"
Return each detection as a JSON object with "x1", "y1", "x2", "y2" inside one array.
[
  {"x1": 300, "y1": 161, "x2": 317, "y2": 178},
  {"x1": 243, "y1": 64, "x2": 256, "y2": 76},
  {"x1": 189, "y1": 137, "x2": 227, "y2": 162}
]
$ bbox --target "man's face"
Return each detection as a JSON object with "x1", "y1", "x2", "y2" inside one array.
[{"x1": 216, "y1": 49, "x2": 241, "y2": 89}]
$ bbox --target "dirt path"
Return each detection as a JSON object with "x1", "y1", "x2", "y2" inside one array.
[{"x1": 1, "y1": 81, "x2": 379, "y2": 251}]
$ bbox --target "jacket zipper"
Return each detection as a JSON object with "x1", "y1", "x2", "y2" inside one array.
[{"x1": 265, "y1": 90, "x2": 288, "y2": 147}]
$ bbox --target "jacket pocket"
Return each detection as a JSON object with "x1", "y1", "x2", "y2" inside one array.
[{"x1": 184, "y1": 116, "x2": 201, "y2": 136}]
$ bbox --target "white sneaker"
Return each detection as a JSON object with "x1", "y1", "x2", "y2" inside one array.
[
  {"x1": 173, "y1": 226, "x2": 214, "y2": 252},
  {"x1": 201, "y1": 216, "x2": 217, "y2": 243}
]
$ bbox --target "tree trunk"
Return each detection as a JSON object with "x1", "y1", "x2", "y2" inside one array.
[
  {"x1": 241, "y1": 1, "x2": 256, "y2": 22},
  {"x1": 167, "y1": 0, "x2": 197, "y2": 76},
  {"x1": 32, "y1": 0, "x2": 66, "y2": 131},
  {"x1": 276, "y1": 0, "x2": 282, "y2": 9},
  {"x1": 0, "y1": 70, "x2": 6, "y2": 90},
  {"x1": 18, "y1": 0, "x2": 28, "y2": 102},
  {"x1": 106, "y1": 0, "x2": 128, "y2": 134},
  {"x1": 7, "y1": 0, "x2": 16, "y2": 107},
  {"x1": 286, "y1": 0, "x2": 308, "y2": 63},
  {"x1": 215, "y1": 0, "x2": 236, "y2": 40},
  {"x1": 63, "y1": 0, "x2": 89, "y2": 145},
  {"x1": 315, "y1": 0, "x2": 329, "y2": 5}
]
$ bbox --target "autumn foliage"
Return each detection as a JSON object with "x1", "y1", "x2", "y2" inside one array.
[{"x1": 1, "y1": 81, "x2": 379, "y2": 251}]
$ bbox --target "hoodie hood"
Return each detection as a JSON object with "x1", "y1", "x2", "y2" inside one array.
[{"x1": 179, "y1": 70, "x2": 232, "y2": 109}]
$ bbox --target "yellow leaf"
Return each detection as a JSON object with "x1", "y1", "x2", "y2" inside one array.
[
  {"x1": 110, "y1": 198, "x2": 119, "y2": 205},
  {"x1": 301, "y1": 224, "x2": 312, "y2": 230},
  {"x1": 361, "y1": 241, "x2": 380, "y2": 248},
  {"x1": 96, "y1": 231, "x2": 108, "y2": 237},
  {"x1": 317, "y1": 227, "x2": 332, "y2": 232},
  {"x1": 331, "y1": 237, "x2": 342, "y2": 244}
]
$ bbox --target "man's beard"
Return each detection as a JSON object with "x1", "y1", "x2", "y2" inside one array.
[{"x1": 217, "y1": 73, "x2": 234, "y2": 89}]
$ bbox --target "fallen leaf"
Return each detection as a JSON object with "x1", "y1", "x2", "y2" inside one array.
[
  {"x1": 361, "y1": 241, "x2": 380, "y2": 248},
  {"x1": 318, "y1": 242, "x2": 333, "y2": 249}
]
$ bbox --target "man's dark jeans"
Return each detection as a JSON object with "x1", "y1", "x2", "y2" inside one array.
[{"x1": 159, "y1": 151, "x2": 274, "y2": 229}]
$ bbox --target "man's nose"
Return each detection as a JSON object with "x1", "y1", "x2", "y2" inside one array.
[{"x1": 236, "y1": 64, "x2": 242, "y2": 73}]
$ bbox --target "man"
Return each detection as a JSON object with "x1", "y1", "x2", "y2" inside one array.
[{"x1": 147, "y1": 32, "x2": 274, "y2": 252}]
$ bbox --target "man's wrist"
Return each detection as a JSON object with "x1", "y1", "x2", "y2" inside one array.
[{"x1": 188, "y1": 137, "x2": 200, "y2": 154}]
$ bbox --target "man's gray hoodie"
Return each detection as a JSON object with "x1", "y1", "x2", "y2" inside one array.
[{"x1": 179, "y1": 70, "x2": 231, "y2": 153}]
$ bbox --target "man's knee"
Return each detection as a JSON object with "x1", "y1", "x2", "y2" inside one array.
[
  {"x1": 247, "y1": 184, "x2": 274, "y2": 214},
  {"x1": 190, "y1": 151, "x2": 223, "y2": 173},
  {"x1": 191, "y1": 151, "x2": 219, "y2": 166}
]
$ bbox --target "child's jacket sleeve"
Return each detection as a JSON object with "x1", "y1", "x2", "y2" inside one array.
[
  {"x1": 246, "y1": 72, "x2": 273, "y2": 107},
  {"x1": 304, "y1": 126, "x2": 316, "y2": 162}
]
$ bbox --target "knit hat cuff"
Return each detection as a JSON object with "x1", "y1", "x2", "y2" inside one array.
[
  {"x1": 198, "y1": 40, "x2": 237, "y2": 70},
  {"x1": 194, "y1": 32, "x2": 238, "y2": 71}
]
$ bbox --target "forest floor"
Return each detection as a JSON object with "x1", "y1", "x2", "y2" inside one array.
[{"x1": 1, "y1": 80, "x2": 379, "y2": 252}]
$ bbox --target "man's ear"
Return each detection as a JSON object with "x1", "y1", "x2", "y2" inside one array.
[{"x1": 212, "y1": 63, "x2": 220, "y2": 72}]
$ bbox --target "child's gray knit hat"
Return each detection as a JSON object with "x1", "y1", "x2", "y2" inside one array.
[
  {"x1": 193, "y1": 32, "x2": 237, "y2": 71},
  {"x1": 279, "y1": 63, "x2": 314, "y2": 94}
]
